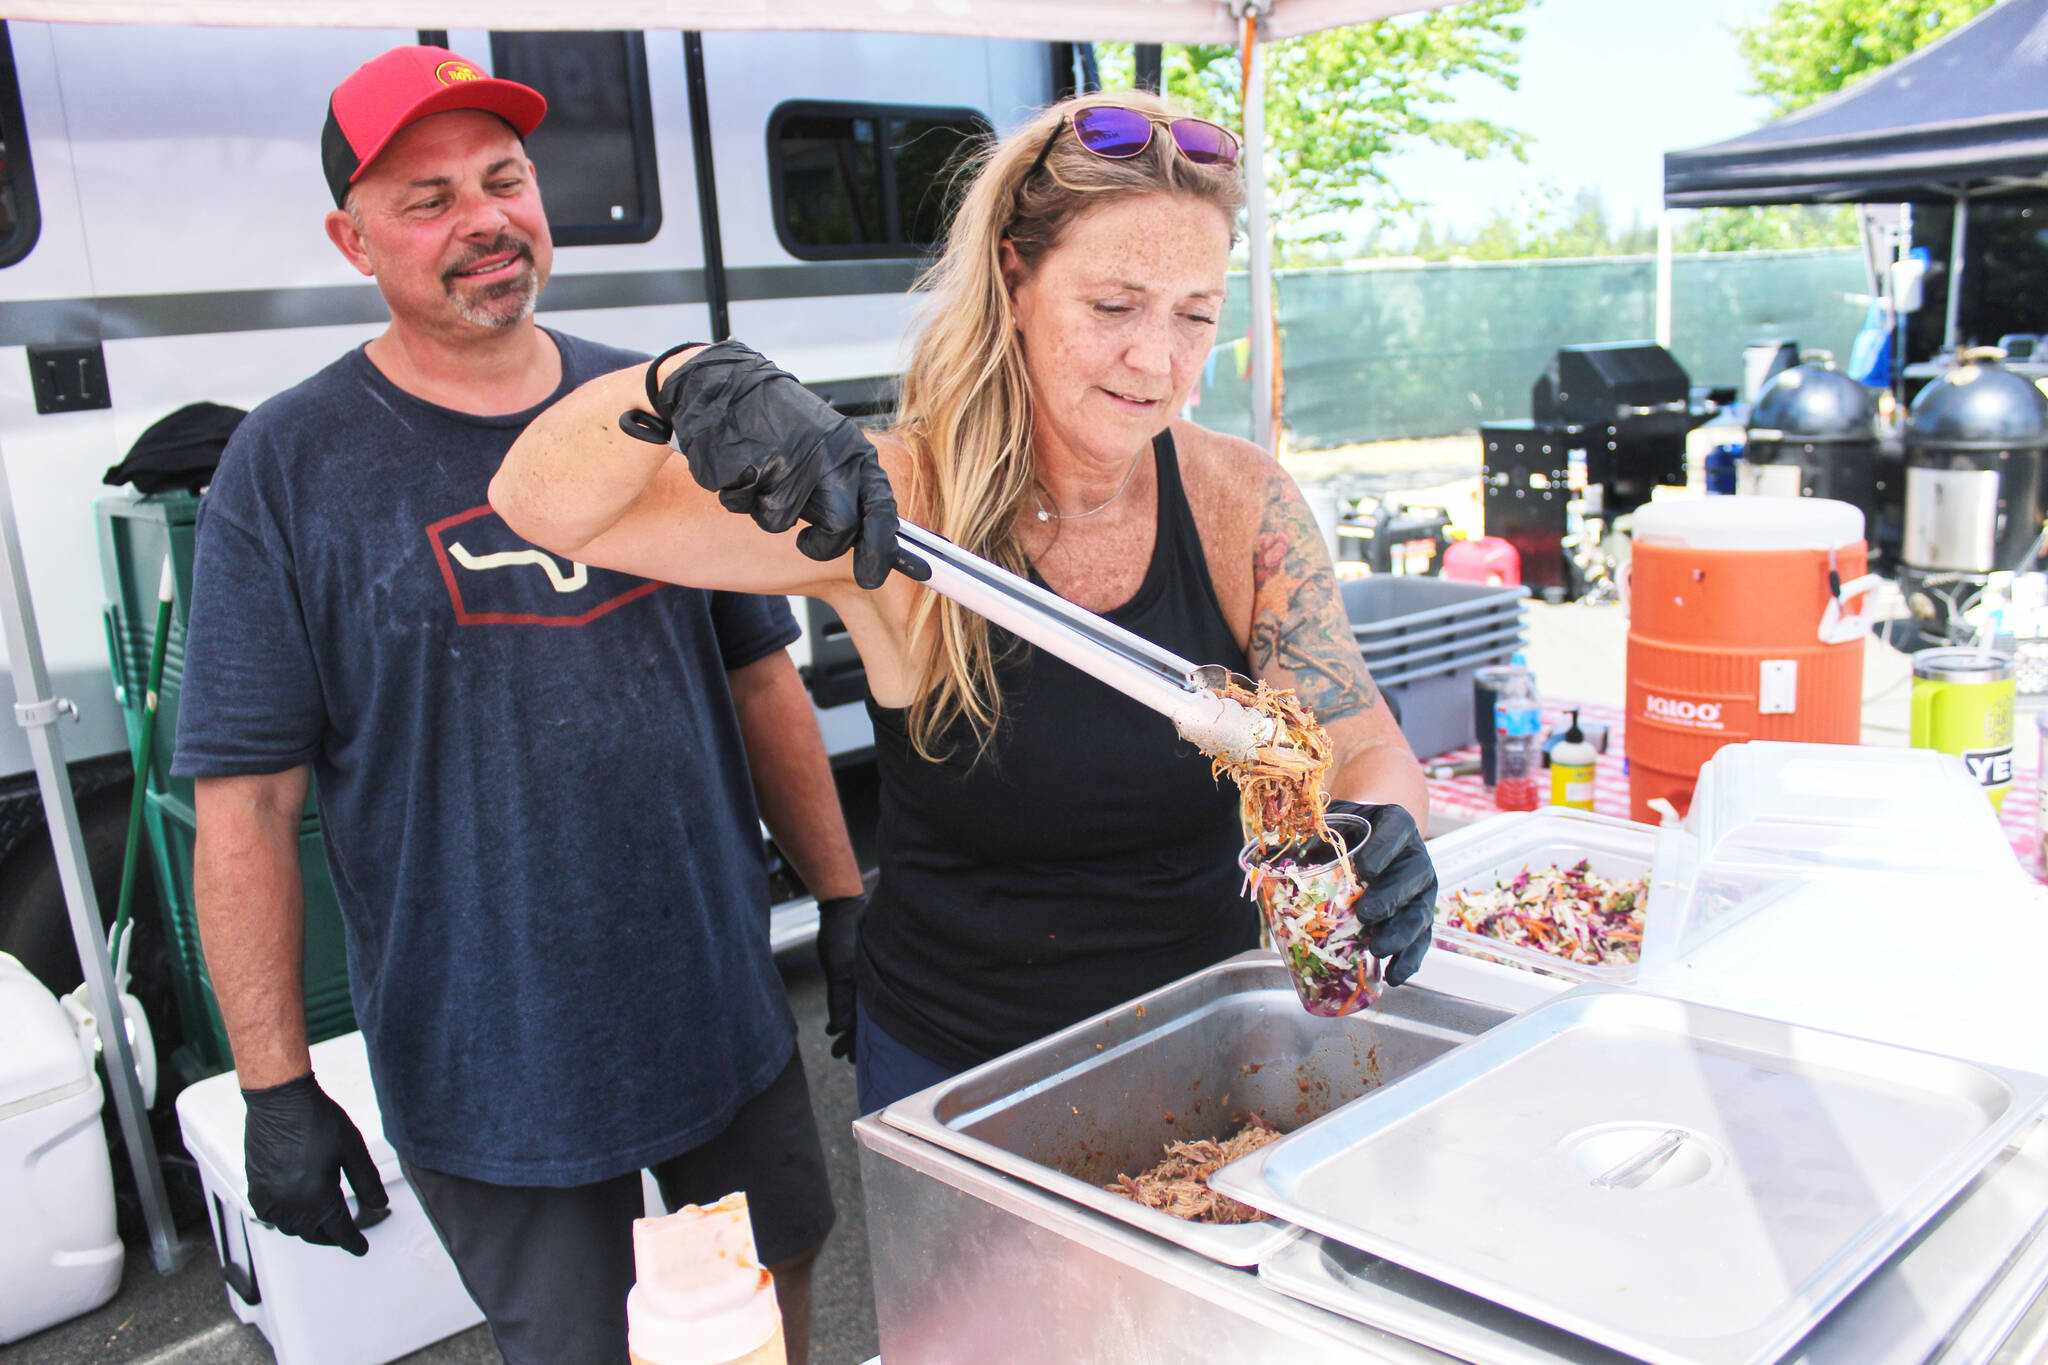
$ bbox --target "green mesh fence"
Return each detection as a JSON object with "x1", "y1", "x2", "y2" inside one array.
[{"x1": 1193, "y1": 248, "x2": 1867, "y2": 449}]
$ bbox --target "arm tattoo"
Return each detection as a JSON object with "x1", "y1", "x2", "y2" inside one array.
[{"x1": 1248, "y1": 468, "x2": 1380, "y2": 723}]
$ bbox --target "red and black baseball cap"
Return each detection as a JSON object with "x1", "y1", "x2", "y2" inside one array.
[{"x1": 321, "y1": 46, "x2": 547, "y2": 208}]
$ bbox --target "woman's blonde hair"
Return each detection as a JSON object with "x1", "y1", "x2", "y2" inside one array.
[{"x1": 893, "y1": 90, "x2": 1247, "y2": 759}]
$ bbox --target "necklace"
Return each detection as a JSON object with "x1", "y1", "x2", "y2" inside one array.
[{"x1": 1033, "y1": 450, "x2": 1145, "y2": 522}]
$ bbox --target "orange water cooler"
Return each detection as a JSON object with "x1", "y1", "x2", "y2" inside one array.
[{"x1": 1626, "y1": 498, "x2": 1870, "y2": 822}]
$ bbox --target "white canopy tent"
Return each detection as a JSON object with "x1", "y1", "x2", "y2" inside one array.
[
  {"x1": 5, "y1": 0, "x2": 1458, "y2": 42},
  {"x1": 3, "y1": 0, "x2": 1462, "y2": 1277}
]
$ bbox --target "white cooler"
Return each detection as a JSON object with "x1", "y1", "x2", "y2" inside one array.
[
  {"x1": 176, "y1": 1031, "x2": 484, "y2": 1365},
  {"x1": 0, "y1": 952, "x2": 123, "y2": 1343}
]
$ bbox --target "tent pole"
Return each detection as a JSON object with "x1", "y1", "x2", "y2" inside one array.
[
  {"x1": 1945, "y1": 194, "x2": 1969, "y2": 351},
  {"x1": 1240, "y1": 7, "x2": 1275, "y2": 452},
  {"x1": 0, "y1": 438, "x2": 186, "y2": 1274},
  {"x1": 1654, "y1": 210, "x2": 1674, "y2": 350},
  {"x1": 1896, "y1": 204, "x2": 1914, "y2": 416}
]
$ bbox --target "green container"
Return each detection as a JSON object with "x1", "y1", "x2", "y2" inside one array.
[{"x1": 97, "y1": 490, "x2": 357, "y2": 1082}]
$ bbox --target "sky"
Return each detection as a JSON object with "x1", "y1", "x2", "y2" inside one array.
[{"x1": 1377, "y1": 0, "x2": 1779, "y2": 238}]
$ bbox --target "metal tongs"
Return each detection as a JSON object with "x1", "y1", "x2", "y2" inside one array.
[{"x1": 891, "y1": 523, "x2": 1276, "y2": 761}]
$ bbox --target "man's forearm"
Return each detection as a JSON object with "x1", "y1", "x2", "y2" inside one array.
[
  {"x1": 193, "y1": 770, "x2": 315, "y2": 1088},
  {"x1": 729, "y1": 651, "x2": 866, "y2": 902}
]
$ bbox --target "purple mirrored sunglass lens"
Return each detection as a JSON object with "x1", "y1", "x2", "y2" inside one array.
[
  {"x1": 1071, "y1": 106, "x2": 1155, "y2": 157},
  {"x1": 1170, "y1": 119, "x2": 1239, "y2": 166}
]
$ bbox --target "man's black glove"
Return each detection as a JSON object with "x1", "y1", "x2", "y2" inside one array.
[
  {"x1": 1328, "y1": 800, "x2": 1436, "y2": 988},
  {"x1": 653, "y1": 341, "x2": 900, "y2": 590},
  {"x1": 242, "y1": 1073, "x2": 388, "y2": 1257},
  {"x1": 815, "y1": 894, "x2": 865, "y2": 1063}
]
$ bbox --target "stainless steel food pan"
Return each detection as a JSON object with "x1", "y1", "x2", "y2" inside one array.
[
  {"x1": 880, "y1": 949, "x2": 1511, "y2": 1266},
  {"x1": 1213, "y1": 985, "x2": 2048, "y2": 1365}
]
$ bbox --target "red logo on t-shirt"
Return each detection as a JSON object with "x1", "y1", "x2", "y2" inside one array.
[{"x1": 425, "y1": 505, "x2": 661, "y2": 627}]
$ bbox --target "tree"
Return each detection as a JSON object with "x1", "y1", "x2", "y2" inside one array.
[
  {"x1": 1096, "y1": 3, "x2": 1533, "y2": 246},
  {"x1": 1737, "y1": 0, "x2": 1998, "y2": 114},
  {"x1": 1674, "y1": 204, "x2": 1858, "y2": 253},
  {"x1": 1402, "y1": 185, "x2": 1658, "y2": 261}
]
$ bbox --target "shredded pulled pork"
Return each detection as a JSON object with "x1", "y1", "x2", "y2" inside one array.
[
  {"x1": 1209, "y1": 677, "x2": 1335, "y2": 849},
  {"x1": 1106, "y1": 1117, "x2": 1284, "y2": 1224}
]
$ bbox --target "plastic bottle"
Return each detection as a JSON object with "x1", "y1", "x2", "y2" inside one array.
[
  {"x1": 1493, "y1": 655, "x2": 1542, "y2": 812},
  {"x1": 627, "y1": 1193, "x2": 787, "y2": 1365},
  {"x1": 1548, "y1": 708, "x2": 1597, "y2": 811}
]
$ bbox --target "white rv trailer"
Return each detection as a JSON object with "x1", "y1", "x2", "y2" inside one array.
[{"x1": 0, "y1": 20, "x2": 1055, "y2": 1000}]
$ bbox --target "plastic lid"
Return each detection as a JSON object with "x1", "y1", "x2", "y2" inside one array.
[
  {"x1": 1911, "y1": 647, "x2": 2013, "y2": 683},
  {"x1": 1563, "y1": 709, "x2": 1584, "y2": 744},
  {"x1": 1632, "y1": 497, "x2": 1864, "y2": 551},
  {"x1": 0, "y1": 952, "x2": 91, "y2": 1109},
  {"x1": 1688, "y1": 741, "x2": 2018, "y2": 878}
]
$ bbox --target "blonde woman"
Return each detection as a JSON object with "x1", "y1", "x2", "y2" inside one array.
[{"x1": 492, "y1": 92, "x2": 1435, "y2": 1111}]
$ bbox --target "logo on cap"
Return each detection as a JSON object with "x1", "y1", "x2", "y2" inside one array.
[{"x1": 436, "y1": 60, "x2": 484, "y2": 85}]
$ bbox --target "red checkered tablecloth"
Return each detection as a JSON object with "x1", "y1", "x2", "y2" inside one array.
[{"x1": 1426, "y1": 698, "x2": 2045, "y2": 882}]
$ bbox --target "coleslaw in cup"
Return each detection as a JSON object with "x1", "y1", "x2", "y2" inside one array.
[{"x1": 1238, "y1": 811, "x2": 1380, "y2": 1016}]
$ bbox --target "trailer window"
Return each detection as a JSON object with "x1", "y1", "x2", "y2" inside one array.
[
  {"x1": 490, "y1": 32, "x2": 660, "y2": 246},
  {"x1": 0, "y1": 24, "x2": 40, "y2": 267},
  {"x1": 770, "y1": 102, "x2": 989, "y2": 260}
]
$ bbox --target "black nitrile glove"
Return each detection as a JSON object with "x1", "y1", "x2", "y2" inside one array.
[
  {"x1": 815, "y1": 894, "x2": 865, "y2": 1062},
  {"x1": 242, "y1": 1073, "x2": 388, "y2": 1257},
  {"x1": 655, "y1": 341, "x2": 900, "y2": 590},
  {"x1": 1328, "y1": 800, "x2": 1436, "y2": 988}
]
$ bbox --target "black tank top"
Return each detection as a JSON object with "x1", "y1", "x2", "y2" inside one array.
[{"x1": 858, "y1": 430, "x2": 1255, "y2": 1070}]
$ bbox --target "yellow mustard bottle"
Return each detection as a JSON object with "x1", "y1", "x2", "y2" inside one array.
[{"x1": 1549, "y1": 709, "x2": 1597, "y2": 812}]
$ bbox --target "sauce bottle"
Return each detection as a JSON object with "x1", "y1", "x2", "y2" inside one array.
[
  {"x1": 627, "y1": 1193, "x2": 787, "y2": 1365},
  {"x1": 1549, "y1": 709, "x2": 1597, "y2": 811}
]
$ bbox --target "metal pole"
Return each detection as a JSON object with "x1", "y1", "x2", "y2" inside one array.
[
  {"x1": 0, "y1": 441, "x2": 185, "y2": 1274},
  {"x1": 1242, "y1": 12, "x2": 1274, "y2": 452},
  {"x1": 1896, "y1": 203, "x2": 1914, "y2": 415},
  {"x1": 1654, "y1": 210, "x2": 1674, "y2": 350},
  {"x1": 1945, "y1": 195, "x2": 1969, "y2": 351},
  {"x1": 681, "y1": 33, "x2": 730, "y2": 343}
]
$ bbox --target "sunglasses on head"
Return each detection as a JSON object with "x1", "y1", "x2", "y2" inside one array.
[{"x1": 1024, "y1": 104, "x2": 1242, "y2": 183}]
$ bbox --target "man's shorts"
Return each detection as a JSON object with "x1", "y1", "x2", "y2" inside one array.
[{"x1": 402, "y1": 1047, "x2": 835, "y2": 1365}]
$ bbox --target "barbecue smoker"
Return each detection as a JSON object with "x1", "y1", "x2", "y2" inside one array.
[
  {"x1": 1481, "y1": 343, "x2": 1701, "y2": 600},
  {"x1": 1740, "y1": 358, "x2": 1890, "y2": 568},
  {"x1": 1901, "y1": 352, "x2": 2048, "y2": 637}
]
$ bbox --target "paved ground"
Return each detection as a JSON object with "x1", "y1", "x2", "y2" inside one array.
[{"x1": 0, "y1": 956, "x2": 880, "y2": 1365}]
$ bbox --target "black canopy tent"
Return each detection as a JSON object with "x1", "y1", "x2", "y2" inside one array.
[
  {"x1": 1663, "y1": 0, "x2": 2048, "y2": 358},
  {"x1": 1663, "y1": 0, "x2": 2048, "y2": 208}
]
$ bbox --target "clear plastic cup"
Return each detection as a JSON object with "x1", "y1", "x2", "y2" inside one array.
[{"x1": 1238, "y1": 811, "x2": 1381, "y2": 1016}]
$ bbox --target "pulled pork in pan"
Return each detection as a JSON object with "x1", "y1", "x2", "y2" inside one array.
[{"x1": 1106, "y1": 1116, "x2": 1284, "y2": 1224}]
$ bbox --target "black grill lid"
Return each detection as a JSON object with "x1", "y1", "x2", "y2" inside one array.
[
  {"x1": 1532, "y1": 343, "x2": 1690, "y2": 426},
  {"x1": 1906, "y1": 357, "x2": 2048, "y2": 449},
  {"x1": 1748, "y1": 363, "x2": 1877, "y2": 443}
]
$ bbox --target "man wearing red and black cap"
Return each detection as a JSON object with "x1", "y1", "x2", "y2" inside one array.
[{"x1": 174, "y1": 46, "x2": 858, "y2": 1363}]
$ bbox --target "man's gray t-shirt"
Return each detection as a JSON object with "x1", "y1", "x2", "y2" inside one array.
[{"x1": 173, "y1": 331, "x2": 801, "y2": 1185}]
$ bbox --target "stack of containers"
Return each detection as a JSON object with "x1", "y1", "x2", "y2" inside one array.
[
  {"x1": 1417, "y1": 741, "x2": 2021, "y2": 1004},
  {"x1": 1341, "y1": 577, "x2": 1528, "y2": 760}
]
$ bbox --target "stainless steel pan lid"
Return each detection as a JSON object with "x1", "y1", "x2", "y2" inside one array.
[{"x1": 1209, "y1": 985, "x2": 2048, "y2": 1365}]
